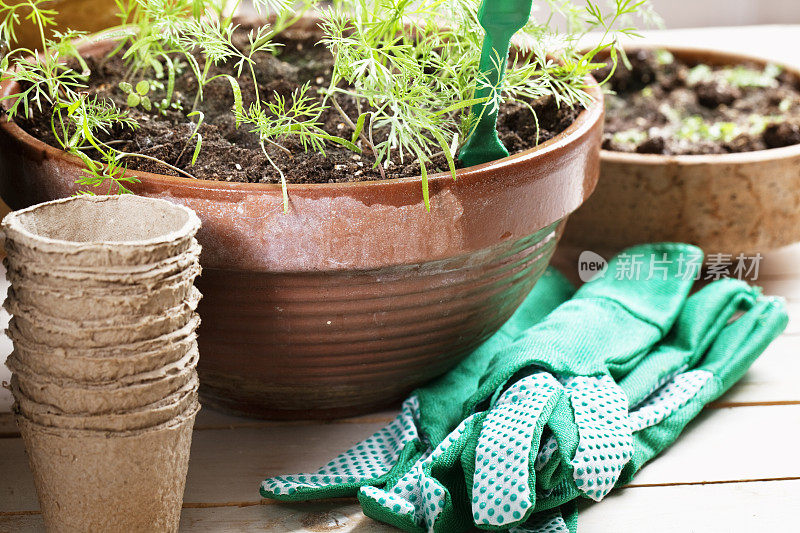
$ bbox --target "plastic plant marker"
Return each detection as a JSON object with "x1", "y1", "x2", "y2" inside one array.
[{"x1": 458, "y1": 0, "x2": 534, "y2": 167}]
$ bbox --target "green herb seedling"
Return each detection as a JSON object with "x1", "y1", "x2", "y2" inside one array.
[
  {"x1": 458, "y1": 0, "x2": 533, "y2": 167},
  {"x1": 119, "y1": 80, "x2": 152, "y2": 111}
]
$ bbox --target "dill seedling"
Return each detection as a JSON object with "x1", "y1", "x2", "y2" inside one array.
[{"x1": 237, "y1": 82, "x2": 358, "y2": 211}]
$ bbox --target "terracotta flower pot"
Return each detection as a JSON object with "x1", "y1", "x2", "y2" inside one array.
[
  {"x1": 562, "y1": 47, "x2": 800, "y2": 259},
  {"x1": 0, "y1": 31, "x2": 604, "y2": 418}
]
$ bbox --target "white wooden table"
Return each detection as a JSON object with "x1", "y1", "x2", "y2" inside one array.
[{"x1": 2, "y1": 25, "x2": 800, "y2": 533}]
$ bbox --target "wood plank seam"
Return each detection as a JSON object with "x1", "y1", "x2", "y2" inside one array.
[
  {"x1": 709, "y1": 400, "x2": 800, "y2": 408},
  {"x1": 0, "y1": 511, "x2": 39, "y2": 517},
  {"x1": 624, "y1": 476, "x2": 800, "y2": 488}
]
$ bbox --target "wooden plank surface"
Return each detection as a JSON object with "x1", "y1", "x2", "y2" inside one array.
[
  {"x1": 4, "y1": 480, "x2": 799, "y2": 532},
  {"x1": 1, "y1": 24, "x2": 800, "y2": 533},
  {"x1": 3, "y1": 404, "x2": 800, "y2": 513}
]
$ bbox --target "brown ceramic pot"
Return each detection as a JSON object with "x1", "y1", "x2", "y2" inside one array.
[
  {"x1": 8, "y1": 0, "x2": 121, "y2": 51},
  {"x1": 0, "y1": 29, "x2": 604, "y2": 419},
  {"x1": 562, "y1": 47, "x2": 800, "y2": 260}
]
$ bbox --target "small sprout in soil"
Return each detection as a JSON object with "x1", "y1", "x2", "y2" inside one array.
[
  {"x1": 654, "y1": 49, "x2": 674, "y2": 66},
  {"x1": 676, "y1": 115, "x2": 739, "y2": 143},
  {"x1": 674, "y1": 114, "x2": 783, "y2": 145},
  {"x1": 612, "y1": 128, "x2": 648, "y2": 147},
  {"x1": 119, "y1": 80, "x2": 153, "y2": 111},
  {"x1": 658, "y1": 102, "x2": 682, "y2": 124},
  {"x1": 748, "y1": 114, "x2": 782, "y2": 135},
  {"x1": 177, "y1": 110, "x2": 204, "y2": 167},
  {"x1": 687, "y1": 62, "x2": 782, "y2": 89},
  {"x1": 724, "y1": 63, "x2": 781, "y2": 88},
  {"x1": 685, "y1": 64, "x2": 713, "y2": 87},
  {"x1": 602, "y1": 49, "x2": 800, "y2": 154}
]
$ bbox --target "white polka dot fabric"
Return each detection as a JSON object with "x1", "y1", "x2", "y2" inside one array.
[
  {"x1": 360, "y1": 485, "x2": 418, "y2": 521},
  {"x1": 360, "y1": 414, "x2": 478, "y2": 531},
  {"x1": 261, "y1": 396, "x2": 421, "y2": 497},
  {"x1": 564, "y1": 375, "x2": 633, "y2": 502},
  {"x1": 628, "y1": 370, "x2": 712, "y2": 432},
  {"x1": 472, "y1": 373, "x2": 563, "y2": 528},
  {"x1": 534, "y1": 434, "x2": 560, "y2": 472},
  {"x1": 509, "y1": 507, "x2": 570, "y2": 533},
  {"x1": 262, "y1": 365, "x2": 714, "y2": 528}
]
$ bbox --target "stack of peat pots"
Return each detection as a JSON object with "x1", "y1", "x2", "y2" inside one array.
[{"x1": 2, "y1": 195, "x2": 202, "y2": 532}]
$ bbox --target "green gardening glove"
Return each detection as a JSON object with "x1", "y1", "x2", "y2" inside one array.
[
  {"x1": 356, "y1": 243, "x2": 696, "y2": 531},
  {"x1": 259, "y1": 267, "x2": 576, "y2": 502},
  {"x1": 358, "y1": 244, "x2": 786, "y2": 533},
  {"x1": 503, "y1": 280, "x2": 787, "y2": 533}
]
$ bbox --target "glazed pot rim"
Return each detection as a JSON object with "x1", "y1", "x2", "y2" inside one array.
[
  {"x1": 601, "y1": 43, "x2": 800, "y2": 165},
  {"x1": 0, "y1": 35, "x2": 603, "y2": 196}
]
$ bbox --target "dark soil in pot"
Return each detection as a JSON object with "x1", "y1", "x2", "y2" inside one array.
[
  {"x1": 599, "y1": 49, "x2": 800, "y2": 155},
  {"x1": 16, "y1": 26, "x2": 579, "y2": 184}
]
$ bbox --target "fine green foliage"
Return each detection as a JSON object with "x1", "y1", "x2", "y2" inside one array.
[
  {"x1": 686, "y1": 62, "x2": 782, "y2": 89},
  {"x1": 676, "y1": 115, "x2": 739, "y2": 143},
  {"x1": 674, "y1": 113, "x2": 783, "y2": 144},
  {"x1": 0, "y1": 0, "x2": 654, "y2": 209},
  {"x1": 319, "y1": 0, "x2": 657, "y2": 207},
  {"x1": 611, "y1": 127, "x2": 648, "y2": 147}
]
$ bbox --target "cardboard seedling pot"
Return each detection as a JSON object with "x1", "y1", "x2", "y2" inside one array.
[
  {"x1": 8, "y1": 349, "x2": 199, "y2": 414},
  {"x1": 3, "y1": 242, "x2": 201, "y2": 286},
  {"x1": 7, "y1": 289, "x2": 200, "y2": 348},
  {"x1": 16, "y1": 402, "x2": 198, "y2": 533},
  {"x1": 9, "y1": 330, "x2": 198, "y2": 381},
  {"x1": 5, "y1": 275, "x2": 199, "y2": 322},
  {"x1": 7, "y1": 260, "x2": 202, "y2": 294},
  {"x1": 1, "y1": 195, "x2": 200, "y2": 267},
  {"x1": 6, "y1": 312, "x2": 200, "y2": 352},
  {"x1": 12, "y1": 374, "x2": 199, "y2": 432},
  {"x1": 4, "y1": 238, "x2": 201, "y2": 277}
]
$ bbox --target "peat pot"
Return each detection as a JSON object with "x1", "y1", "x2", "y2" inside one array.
[
  {"x1": 562, "y1": 47, "x2": 800, "y2": 260},
  {"x1": 0, "y1": 35, "x2": 604, "y2": 419}
]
